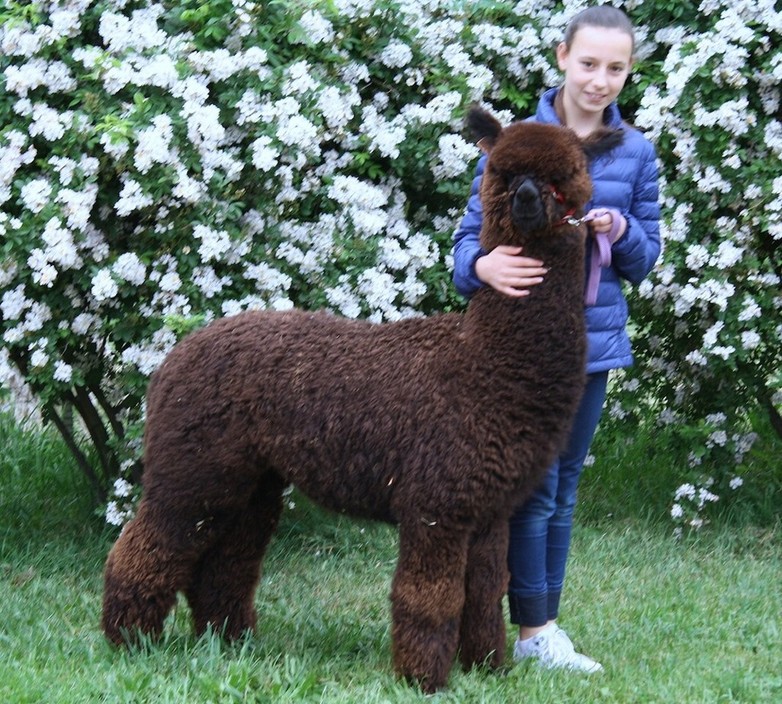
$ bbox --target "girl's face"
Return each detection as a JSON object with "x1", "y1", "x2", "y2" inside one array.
[{"x1": 556, "y1": 25, "x2": 633, "y2": 123}]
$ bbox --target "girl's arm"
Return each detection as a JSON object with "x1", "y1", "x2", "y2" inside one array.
[
  {"x1": 452, "y1": 156, "x2": 489, "y2": 297},
  {"x1": 609, "y1": 139, "x2": 661, "y2": 284}
]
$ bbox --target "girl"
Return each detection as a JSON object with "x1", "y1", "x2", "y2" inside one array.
[{"x1": 452, "y1": 5, "x2": 660, "y2": 672}]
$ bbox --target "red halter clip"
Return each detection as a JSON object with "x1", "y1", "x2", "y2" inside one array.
[{"x1": 547, "y1": 185, "x2": 579, "y2": 226}]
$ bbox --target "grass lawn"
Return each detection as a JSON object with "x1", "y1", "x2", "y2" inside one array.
[{"x1": 1, "y1": 413, "x2": 780, "y2": 703}]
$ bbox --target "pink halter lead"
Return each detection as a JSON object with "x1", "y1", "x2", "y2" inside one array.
[
  {"x1": 549, "y1": 186, "x2": 621, "y2": 306},
  {"x1": 582, "y1": 209, "x2": 622, "y2": 306}
]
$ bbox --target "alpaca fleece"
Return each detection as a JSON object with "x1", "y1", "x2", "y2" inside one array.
[{"x1": 102, "y1": 110, "x2": 616, "y2": 692}]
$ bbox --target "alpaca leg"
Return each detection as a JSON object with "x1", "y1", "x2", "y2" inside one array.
[
  {"x1": 390, "y1": 522, "x2": 469, "y2": 693},
  {"x1": 185, "y1": 472, "x2": 285, "y2": 640},
  {"x1": 458, "y1": 518, "x2": 509, "y2": 671},
  {"x1": 102, "y1": 503, "x2": 198, "y2": 644}
]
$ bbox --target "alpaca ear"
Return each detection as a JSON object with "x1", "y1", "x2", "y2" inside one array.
[
  {"x1": 582, "y1": 127, "x2": 624, "y2": 162},
  {"x1": 466, "y1": 105, "x2": 503, "y2": 154}
]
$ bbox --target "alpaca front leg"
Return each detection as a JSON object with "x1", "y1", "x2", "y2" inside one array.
[
  {"x1": 390, "y1": 522, "x2": 469, "y2": 693},
  {"x1": 458, "y1": 518, "x2": 509, "y2": 671},
  {"x1": 102, "y1": 504, "x2": 194, "y2": 644}
]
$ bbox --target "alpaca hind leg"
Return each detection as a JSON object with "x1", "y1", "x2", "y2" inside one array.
[
  {"x1": 102, "y1": 503, "x2": 199, "y2": 645},
  {"x1": 390, "y1": 522, "x2": 469, "y2": 693},
  {"x1": 184, "y1": 472, "x2": 285, "y2": 640},
  {"x1": 458, "y1": 518, "x2": 509, "y2": 671}
]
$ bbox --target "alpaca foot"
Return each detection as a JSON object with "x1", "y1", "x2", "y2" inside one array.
[
  {"x1": 393, "y1": 612, "x2": 461, "y2": 692},
  {"x1": 459, "y1": 642, "x2": 504, "y2": 672},
  {"x1": 101, "y1": 514, "x2": 183, "y2": 645},
  {"x1": 101, "y1": 584, "x2": 174, "y2": 646},
  {"x1": 192, "y1": 602, "x2": 257, "y2": 641},
  {"x1": 458, "y1": 602, "x2": 506, "y2": 673}
]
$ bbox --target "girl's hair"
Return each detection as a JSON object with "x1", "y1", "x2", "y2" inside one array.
[{"x1": 563, "y1": 5, "x2": 635, "y2": 54}]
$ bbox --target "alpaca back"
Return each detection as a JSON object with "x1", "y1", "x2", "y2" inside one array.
[{"x1": 142, "y1": 308, "x2": 470, "y2": 522}]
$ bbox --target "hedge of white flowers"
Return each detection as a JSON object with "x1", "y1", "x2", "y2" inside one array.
[{"x1": 1, "y1": 0, "x2": 780, "y2": 531}]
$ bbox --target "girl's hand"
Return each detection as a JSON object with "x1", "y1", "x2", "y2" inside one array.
[
  {"x1": 475, "y1": 245, "x2": 548, "y2": 298},
  {"x1": 587, "y1": 208, "x2": 627, "y2": 241}
]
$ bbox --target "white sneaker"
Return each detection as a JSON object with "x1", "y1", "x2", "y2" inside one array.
[{"x1": 513, "y1": 624, "x2": 603, "y2": 673}]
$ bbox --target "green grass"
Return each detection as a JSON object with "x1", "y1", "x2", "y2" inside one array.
[{"x1": 1, "y1": 413, "x2": 780, "y2": 703}]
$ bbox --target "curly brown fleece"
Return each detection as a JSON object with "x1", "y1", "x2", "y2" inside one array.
[{"x1": 102, "y1": 110, "x2": 618, "y2": 693}]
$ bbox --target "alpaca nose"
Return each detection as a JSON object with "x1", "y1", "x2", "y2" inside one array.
[
  {"x1": 514, "y1": 178, "x2": 538, "y2": 206},
  {"x1": 511, "y1": 178, "x2": 545, "y2": 227}
]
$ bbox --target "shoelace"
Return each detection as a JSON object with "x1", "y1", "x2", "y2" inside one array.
[{"x1": 537, "y1": 626, "x2": 576, "y2": 665}]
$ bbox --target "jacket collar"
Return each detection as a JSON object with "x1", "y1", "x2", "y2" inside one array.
[{"x1": 535, "y1": 87, "x2": 623, "y2": 129}]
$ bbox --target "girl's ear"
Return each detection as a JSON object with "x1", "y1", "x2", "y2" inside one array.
[{"x1": 555, "y1": 41, "x2": 569, "y2": 70}]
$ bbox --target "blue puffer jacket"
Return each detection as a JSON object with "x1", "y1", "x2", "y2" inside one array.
[{"x1": 452, "y1": 88, "x2": 661, "y2": 373}]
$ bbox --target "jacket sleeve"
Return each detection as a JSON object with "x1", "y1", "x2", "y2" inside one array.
[
  {"x1": 610, "y1": 138, "x2": 661, "y2": 285},
  {"x1": 452, "y1": 155, "x2": 488, "y2": 298}
]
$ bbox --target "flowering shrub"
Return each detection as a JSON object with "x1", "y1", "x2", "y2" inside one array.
[
  {"x1": 612, "y1": 0, "x2": 782, "y2": 532},
  {"x1": 1, "y1": 0, "x2": 780, "y2": 529}
]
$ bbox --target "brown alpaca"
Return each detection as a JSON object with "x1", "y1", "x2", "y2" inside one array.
[{"x1": 102, "y1": 108, "x2": 621, "y2": 692}]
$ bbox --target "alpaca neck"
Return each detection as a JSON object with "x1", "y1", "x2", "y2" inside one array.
[{"x1": 463, "y1": 233, "x2": 586, "y2": 360}]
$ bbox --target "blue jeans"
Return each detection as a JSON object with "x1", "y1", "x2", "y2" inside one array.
[{"x1": 507, "y1": 371, "x2": 609, "y2": 627}]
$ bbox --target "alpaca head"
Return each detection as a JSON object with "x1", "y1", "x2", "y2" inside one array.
[{"x1": 466, "y1": 106, "x2": 623, "y2": 252}]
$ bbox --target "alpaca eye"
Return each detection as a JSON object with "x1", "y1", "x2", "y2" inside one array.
[
  {"x1": 502, "y1": 173, "x2": 516, "y2": 188},
  {"x1": 489, "y1": 165, "x2": 511, "y2": 183}
]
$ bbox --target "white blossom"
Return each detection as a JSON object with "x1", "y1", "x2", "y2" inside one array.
[
  {"x1": 113, "y1": 253, "x2": 147, "y2": 285},
  {"x1": 740, "y1": 331, "x2": 760, "y2": 350},
  {"x1": 432, "y1": 134, "x2": 479, "y2": 179},
  {"x1": 675, "y1": 483, "x2": 696, "y2": 501},
  {"x1": 283, "y1": 61, "x2": 318, "y2": 95},
  {"x1": 193, "y1": 266, "x2": 230, "y2": 298},
  {"x1": 113, "y1": 478, "x2": 133, "y2": 498},
  {"x1": 20, "y1": 178, "x2": 53, "y2": 213},
  {"x1": 105, "y1": 501, "x2": 130, "y2": 526},
  {"x1": 91, "y1": 269, "x2": 119, "y2": 302},
  {"x1": 56, "y1": 185, "x2": 97, "y2": 230},
  {"x1": 250, "y1": 136, "x2": 279, "y2": 172},
  {"x1": 120, "y1": 327, "x2": 177, "y2": 375},
  {"x1": 729, "y1": 476, "x2": 744, "y2": 490},
  {"x1": 1, "y1": 284, "x2": 29, "y2": 320},
  {"x1": 53, "y1": 360, "x2": 73, "y2": 382},
  {"x1": 30, "y1": 348, "x2": 49, "y2": 368},
  {"x1": 276, "y1": 114, "x2": 320, "y2": 154},
  {"x1": 159, "y1": 271, "x2": 182, "y2": 293},
  {"x1": 297, "y1": 10, "x2": 335, "y2": 45},
  {"x1": 193, "y1": 224, "x2": 231, "y2": 263},
  {"x1": 99, "y1": 6, "x2": 166, "y2": 53},
  {"x1": 738, "y1": 296, "x2": 761, "y2": 321},
  {"x1": 115, "y1": 179, "x2": 152, "y2": 216},
  {"x1": 379, "y1": 41, "x2": 414, "y2": 69},
  {"x1": 317, "y1": 85, "x2": 360, "y2": 130},
  {"x1": 39, "y1": 217, "x2": 79, "y2": 270},
  {"x1": 134, "y1": 114, "x2": 175, "y2": 173}
]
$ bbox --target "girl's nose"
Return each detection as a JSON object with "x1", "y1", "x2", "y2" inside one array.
[{"x1": 591, "y1": 69, "x2": 608, "y2": 87}]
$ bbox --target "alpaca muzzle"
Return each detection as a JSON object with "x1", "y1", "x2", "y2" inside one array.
[{"x1": 511, "y1": 178, "x2": 546, "y2": 230}]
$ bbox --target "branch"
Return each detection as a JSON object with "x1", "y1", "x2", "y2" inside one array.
[
  {"x1": 71, "y1": 385, "x2": 120, "y2": 485},
  {"x1": 760, "y1": 388, "x2": 782, "y2": 440},
  {"x1": 90, "y1": 382, "x2": 125, "y2": 439},
  {"x1": 45, "y1": 404, "x2": 106, "y2": 503}
]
